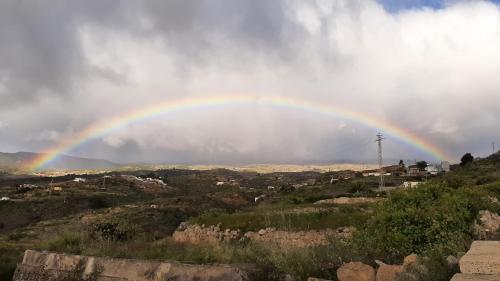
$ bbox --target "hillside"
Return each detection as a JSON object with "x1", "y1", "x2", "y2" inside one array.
[
  {"x1": 1, "y1": 152, "x2": 500, "y2": 280},
  {"x1": 0, "y1": 152, "x2": 118, "y2": 171}
]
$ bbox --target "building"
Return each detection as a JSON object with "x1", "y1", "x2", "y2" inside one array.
[
  {"x1": 73, "y1": 177, "x2": 86, "y2": 182},
  {"x1": 407, "y1": 165, "x2": 425, "y2": 177},
  {"x1": 425, "y1": 165, "x2": 439, "y2": 176},
  {"x1": 383, "y1": 165, "x2": 406, "y2": 176},
  {"x1": 1, "y1": 197, "x2": 10, "y2": 201}
]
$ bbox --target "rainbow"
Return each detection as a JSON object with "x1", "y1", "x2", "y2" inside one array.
[{"x1": 26, "y1": 95, "x2": 450, "y2": 170}]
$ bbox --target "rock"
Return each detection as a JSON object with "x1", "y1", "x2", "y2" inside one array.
[
  {"x1": 376, "y1": 262, "x2": 403, "y2": 281},
  {"x1": 337, "y1": 262, "x2": 376, "y2": 281},
  {"x1": 474, "y1": 211, "x2": 500, "y2": 239},
  {"x1": 13, "y1": 250, "x2": 250, "y2": 281},
  {"x1": 460, "y1": 241, "x2": 500, "y2": 274},
  {"x1": 450, "y1": 273, "x2": 500, "y2": 281},
  {"x1": 403, "y1": 254, "x2": 418, "y2": 267},
  {"x1": 258, "y1": 229, "x2": 266, "y2": 235}
]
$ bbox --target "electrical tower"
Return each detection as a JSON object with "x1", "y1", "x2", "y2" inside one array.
[{"x1": 376, "y1": 133, "x2": 384, "y2": 191}]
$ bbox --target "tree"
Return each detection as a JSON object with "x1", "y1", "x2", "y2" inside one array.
[
  {"x1": 460, "y1": 153, "x2": 474, "y2": 166},
  {"x1": 399, "y1": 160, "x2": 405, "y2": 168},
  {"x1": 416, "y1": 161, "x2": 428, "y2": 170}
]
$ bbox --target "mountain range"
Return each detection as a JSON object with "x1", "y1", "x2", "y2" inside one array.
[{"x1": 0, "y1": 152, "x2": 118, "y2": 171}]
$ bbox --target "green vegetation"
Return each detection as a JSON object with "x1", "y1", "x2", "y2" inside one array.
[
  {"x1": 0, "y1": 244, "x2": 21, "y2": 281},
  {"x1": 191, "y1": 205, "x2": 370, "y2": 232},
  {"x1": 355, "y1": 183, "x2": 496, "y2": 262},
  {"x1": 2, "y1": 153, "x2": 500, "y2": 280}
]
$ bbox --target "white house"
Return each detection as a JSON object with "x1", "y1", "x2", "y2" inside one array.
[
  {"x1": 216, "y1": 181, "x2": 225, "y2": 186},
  {"x1": 425, "y1": 165, "x2": 439, "y2": 175},
  {"x1": 73, "y1": 177, "x2": 86, "y2": 182},
  {"x1": 1, "y1": 197, "x2": 10, "y2": 201}
]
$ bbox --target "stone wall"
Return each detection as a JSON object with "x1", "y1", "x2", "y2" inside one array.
[
  {"x1": 172, "y1": 222, "x2": 243, "y2": 245},
  {"x1": 314, "y1": 197, "x2": 381, "y2": 205},
  {"x1": 13, "y1": 250, "x2": 250, "y2": 281},
  {"x1": 172, "y1": 223, "x2": 352, "y2": 249},
  {"x1": 244, "y1": 228, "x2": 336, "y2": 248}
]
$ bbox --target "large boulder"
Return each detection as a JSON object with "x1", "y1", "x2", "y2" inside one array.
[
  {"x1": 13, "y1": 250, "x2": 251, "y2": 281},
  {"x1": 459, "y1": 241, "x2": 500, "y2": 274},
  {"x1": 337, "y1": 262, "x2": 376, "y2": 281}
]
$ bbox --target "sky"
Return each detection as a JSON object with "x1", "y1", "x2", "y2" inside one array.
[{"x1": 1, "y1": 0, "x2": 500, "y2": 165}]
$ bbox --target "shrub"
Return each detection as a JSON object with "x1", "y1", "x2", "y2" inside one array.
[
  {"x1": 355, "y1": 183, "x2": 486, "y2": 262},
  {"x1": 443, "y1": 175, "x2": 466, "y2": 189},
  {"x1": 89, "y1": 222, "x2": 141, "y2": 242},
  {"x1": 396, "y1": 255, "x2": 457, "y2": 281}
]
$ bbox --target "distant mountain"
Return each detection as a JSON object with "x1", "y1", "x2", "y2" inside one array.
[{"x1": 0, "y1": 152, "x2": 118, "y2": 170}]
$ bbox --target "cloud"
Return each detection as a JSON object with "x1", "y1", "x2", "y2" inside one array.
[{"x1": 1, "y1": 0, "x2": 500, "y2": 164}]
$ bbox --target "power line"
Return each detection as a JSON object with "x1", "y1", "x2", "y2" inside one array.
[{"x1": 376, "y1": 133, "x2": 384, "y2": 191}]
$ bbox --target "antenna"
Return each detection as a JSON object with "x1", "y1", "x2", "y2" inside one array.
[{"x1": 376, "y1": 133, "x2": 384, "y2": 191}]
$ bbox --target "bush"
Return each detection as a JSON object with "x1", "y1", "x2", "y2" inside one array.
[
  {"x1": 89, "y1": 221, "x2": 141, "y2": 242},
  {"x1": 443, "y1": 175, "x2": 467, "y2": 189},
  {"x1": 396, "y1": 255, "x2": 457, "y2": 281},
  {"x1": 354, "y1": 183, "x2": 487, "y2": 262}
]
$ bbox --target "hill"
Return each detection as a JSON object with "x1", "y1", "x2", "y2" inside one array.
[{"x1": 0, "y1": 152, "x2": 118, "y2": 171}]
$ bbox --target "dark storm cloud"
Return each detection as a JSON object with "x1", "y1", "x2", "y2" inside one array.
[
  {"x1": 0, "y1": 0, "x2": 296, "y2": 107},
  {"x1": 0, "y1": 1, "x2": 81, "y2": 105}
]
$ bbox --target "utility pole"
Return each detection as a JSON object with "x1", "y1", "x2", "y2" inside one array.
[
  {"x1": 376, "y1": 133, "x2": 384, "y2": 191},
  {"x1": 493, "y1": 142, "x2": 496, "y2": 154}
]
